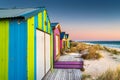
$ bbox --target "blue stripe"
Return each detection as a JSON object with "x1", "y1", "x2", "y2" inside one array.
[
  {"x1": 34, "y1": 15, "x2": 38, "y2": 80},
  {"x1": 9, "y1": 20, "x2": 15, "y2": 80},
  {"x1": 9, "y1": 20, "x2": 27, "y2": 80}
]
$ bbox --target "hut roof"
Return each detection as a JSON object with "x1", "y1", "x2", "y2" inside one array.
[
  {"x1": 51, "y1": 23, "x2": 61, "y2": 32},
  {"x1": 0, "y1": 7, "x2": 45, "y2": 19},
  {"x1": 51, "y1": 23, "x2": 59, "y2": 28},
  {"x1": 66, "y1": 34, "x2": 69, "y2": 38},
  {"x1": 60, "y1": 32, "x2": 65, "y2": 39}
]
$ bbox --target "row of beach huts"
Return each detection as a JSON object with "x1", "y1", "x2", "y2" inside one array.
[{"x1": 0, "y1": 7, "x2": 83, "y2": 80}]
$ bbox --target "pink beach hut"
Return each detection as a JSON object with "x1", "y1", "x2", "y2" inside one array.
[{"x1": 51, "y1": 23, "x2": 61, "y2": 61}]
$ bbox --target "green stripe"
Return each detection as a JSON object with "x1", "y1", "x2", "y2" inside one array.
[
  {"x1": 0, "y1": 20, "x2": 9, "y2": 80},
  {"x1": 27, "y1": 17, "x2": 35, "y2": 80}
]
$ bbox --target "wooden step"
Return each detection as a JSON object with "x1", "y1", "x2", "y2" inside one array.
[
  {"x1": 54, "y1": 64, "x2": 83, "y2": 69},
  {"x1": 54, "y1": 61, "x2": 83, "y2": 65}
]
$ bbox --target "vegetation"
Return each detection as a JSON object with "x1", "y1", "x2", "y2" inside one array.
[
  {"x1": 69, "y1": 42, "x2": 103, "y2": 59},
  {"x1": 81, "y1": 74, "x2": 92, "y2": 80},
  {"x1": 81, "y1": 66, "x2": 120, "y2": 80},
  {"x1": 96, "y1": 67, "x2": 120, "y2": 80},
  {"x1": 104, "y1": 46, "x2": 120, "y2": 55}
]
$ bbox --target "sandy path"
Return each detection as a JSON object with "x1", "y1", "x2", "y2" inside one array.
[{"x1": 83, "y1": 50, "x2": 120, "y2": 78}]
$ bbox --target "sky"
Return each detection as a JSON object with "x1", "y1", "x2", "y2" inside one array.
[{"x1": 1, "y1": 0, "x2": 120, "y2": 41}]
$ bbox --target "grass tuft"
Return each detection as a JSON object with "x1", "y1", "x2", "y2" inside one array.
[{"x1": 96, "y1": 66, "x2": 120, "y2": 80}]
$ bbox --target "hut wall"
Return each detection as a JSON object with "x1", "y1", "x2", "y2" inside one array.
[
  {"x1": 0, "y1": 20, "x2": 9, "y2": 80},
  {"x1": 53, "y1": 28, "x2": 60, "y2": 61},
  {"x1": 0, "y1": 9, "x2": 52, "y2": 80}
]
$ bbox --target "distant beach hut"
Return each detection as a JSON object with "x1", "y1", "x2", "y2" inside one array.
[
  {"x1": 51, "y1": 23, "x2": 61, "y2": 61},
  {"x1": 0, "y1": 7, "x2": 52, "y2": 80},
  {"x1": 60, "y1": 32, "x2": 66, "y2": 49},
  {"x1": 65, "y1": 34, "x2": 70, "y2": 49}
]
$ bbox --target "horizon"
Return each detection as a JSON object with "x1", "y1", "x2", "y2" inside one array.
[{"x1": 0, "y1": 0, "x2": 120, "y2": 41}]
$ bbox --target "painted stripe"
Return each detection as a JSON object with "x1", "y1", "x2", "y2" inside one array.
[
  {"x1": 42, "y1": 11, "x2": 44, "y2": 31},
  {"x1": 48, "y1": 20, "x2": 50, "y2": 34},
  {"x1": 27, "y1": 17, "x2": 35, "y2": 80},
  {"x1": 34, "y1": 15, "x2": 38, "y2": 80},
  {"x1": 0, "y1": 20, "x2": 9, "y2": 80},
  {"x1": 50, "y1": 32, "x2": 54, "y2": 71},
  {"x1": 9, "y1": 20, "x2": 27, "y2": 80},
  {"x1": 44, "y1": 10, "x2": 46, "y2": 32},
  {"x1": 46, "y1": 16, "x2": 48, "y2": 33},
  {"x1": 38, "y1": 12, "x2": 42, "y2": 30}
]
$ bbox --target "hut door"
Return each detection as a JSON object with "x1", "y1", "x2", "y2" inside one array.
[
  {"x1": 36, "y1": 29, "x2": 45, "y2": 80},
  {"x1": 45, "y1": 33, "x2": 50, "y2": 73},
  {"x1": 56, "y1": 35, "x2": 59, "y2": 56}
]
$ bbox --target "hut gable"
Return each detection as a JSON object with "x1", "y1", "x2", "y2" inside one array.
[{"x1": 0, "y1": 8, "x2": 51, "y2": 33}]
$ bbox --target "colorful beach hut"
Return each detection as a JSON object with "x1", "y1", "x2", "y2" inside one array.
[
  {"x1": 65, "y1": 34, "x2": 70, "y2": 49},
  {"x1": 60, "y1": 32, "x2": 66, "y2": 49},
  {"x1": 0, "y1": 7, "x2": 53, "y2": 80},
  {"x1": 51, "y1": 23, "x2": 61, "y2": 61}
]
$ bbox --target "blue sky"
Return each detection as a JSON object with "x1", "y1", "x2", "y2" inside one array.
[{"x1": 1, "y1": 0, "x2": 120, "y2": 40}]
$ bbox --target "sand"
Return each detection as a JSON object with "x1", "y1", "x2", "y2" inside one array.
[{"x1": 82, "y1": 50, "x2": 120, "y2": 79}]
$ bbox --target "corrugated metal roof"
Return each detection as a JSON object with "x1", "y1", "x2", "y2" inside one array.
[{"x1": 0, "y1": 8, "x2": 45, "y2": 19}]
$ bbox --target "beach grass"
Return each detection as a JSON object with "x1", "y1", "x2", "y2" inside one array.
[
  {"x1": 96, "y1": 66, "x2": 120, "y2": 80},
  {"x1": 81, "y1": 74, "x2": 92, "y2": 80}
]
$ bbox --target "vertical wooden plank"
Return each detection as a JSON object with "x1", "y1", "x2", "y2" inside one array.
[
  {"x1": 38, "y1": 12, "x2": 42, "y2": 30},
  {"x1": 44, "y1": 10, "x2": 47, "y2": 32},
  {"x1": 42, "y1": 11, "x2": 44, "y2": 31},
  {"x1": 27, "y1": 17, "x2": 35, "y2": 80},
  {"x1": 0, "y1": 20, "x2": 9, "y2": 80},
  {"x1": 9, "y1": 20, "x2": 15, "y2": 80},
  {"x1": 18, "y1": 20, "x2": 27, "y2": 80},
  {"x1": 36, "y1": 30, "x2": 45, "y2": 80},
  {"x1": 50, "y1": 32, "x2": 54, "y2": 71},
  {"x1": 48, "y1": 20, "x2": 51, "y2": 34},
  {"x1": 45, "y1": 33, "x2": 50, "y2": 73},
  {"x1": 9, "y1": 20, "x2": 27, "y2": 80},
  {"x1": 34, "y1": 15, "x2": 38, "y2": 80},
  {"x1": 46, "y1": 16, "x2": 48, "y2": 33}
]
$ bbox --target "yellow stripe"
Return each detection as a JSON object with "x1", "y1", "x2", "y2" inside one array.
[
  {"x1": 0, "y1": 20, "x2": 9, "y2": 80},
  {"x1": 38, "y1": 12, "x2": 42, "y2": 30},
  {"x1": 27, "y1": 17, "x2": 35, "y2": 80},
  {"x1": 48, "y1": 20, "x2": 50, "y2": 34},
  {"x1": 44, "y1": 10, "x2": 46, "y2": 32}
]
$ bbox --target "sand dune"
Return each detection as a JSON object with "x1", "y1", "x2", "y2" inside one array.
[{"x1": 83, "y1": 50, "x2": 120, "y2": 79}]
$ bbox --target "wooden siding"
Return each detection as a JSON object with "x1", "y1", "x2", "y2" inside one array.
[
  {"x1": 0, "y1": 20, "x2": 9, "y2": 80},
  {"x1": 38, "y1": 12, "x2": 42, "y2": 30},
  {"x1": 27, "y1": 17, "x2": 35, "y2": 80}
]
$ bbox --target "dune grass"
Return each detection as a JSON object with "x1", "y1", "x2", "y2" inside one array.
[
  {"x1": 104, "y1": 46, "x2": 120, "y2": 55},
  {"x1": 81, "y1": 66, "x2": 120, "y2": 80},
  {"x1": 96, "y1": 66, "x2": 120, "y2": 80},
  {"x1": 81, "y1": 74, "x2": 92, "y2": 80},
  {"x1": 69, "y1": 42, "x2": 103, "y2": 59}
]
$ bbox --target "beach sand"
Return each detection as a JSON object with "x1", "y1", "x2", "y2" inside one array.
[{"x1": 82, "y1": 50, "x2": 120, "y2": 79}]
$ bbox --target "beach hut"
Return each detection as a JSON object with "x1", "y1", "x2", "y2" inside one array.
[
  {"x1": 0, "y1": 7, "x2": 53, "y2": 80},
  {"x1": 51, "y1": 23, "x2": 61, "y2": 61},
  {"x1": 65, "y1": 34, "x2": 70, "y2": 49},
  {"x1": 60, "y1": 32, "x2": 66, "y2": 49}
]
